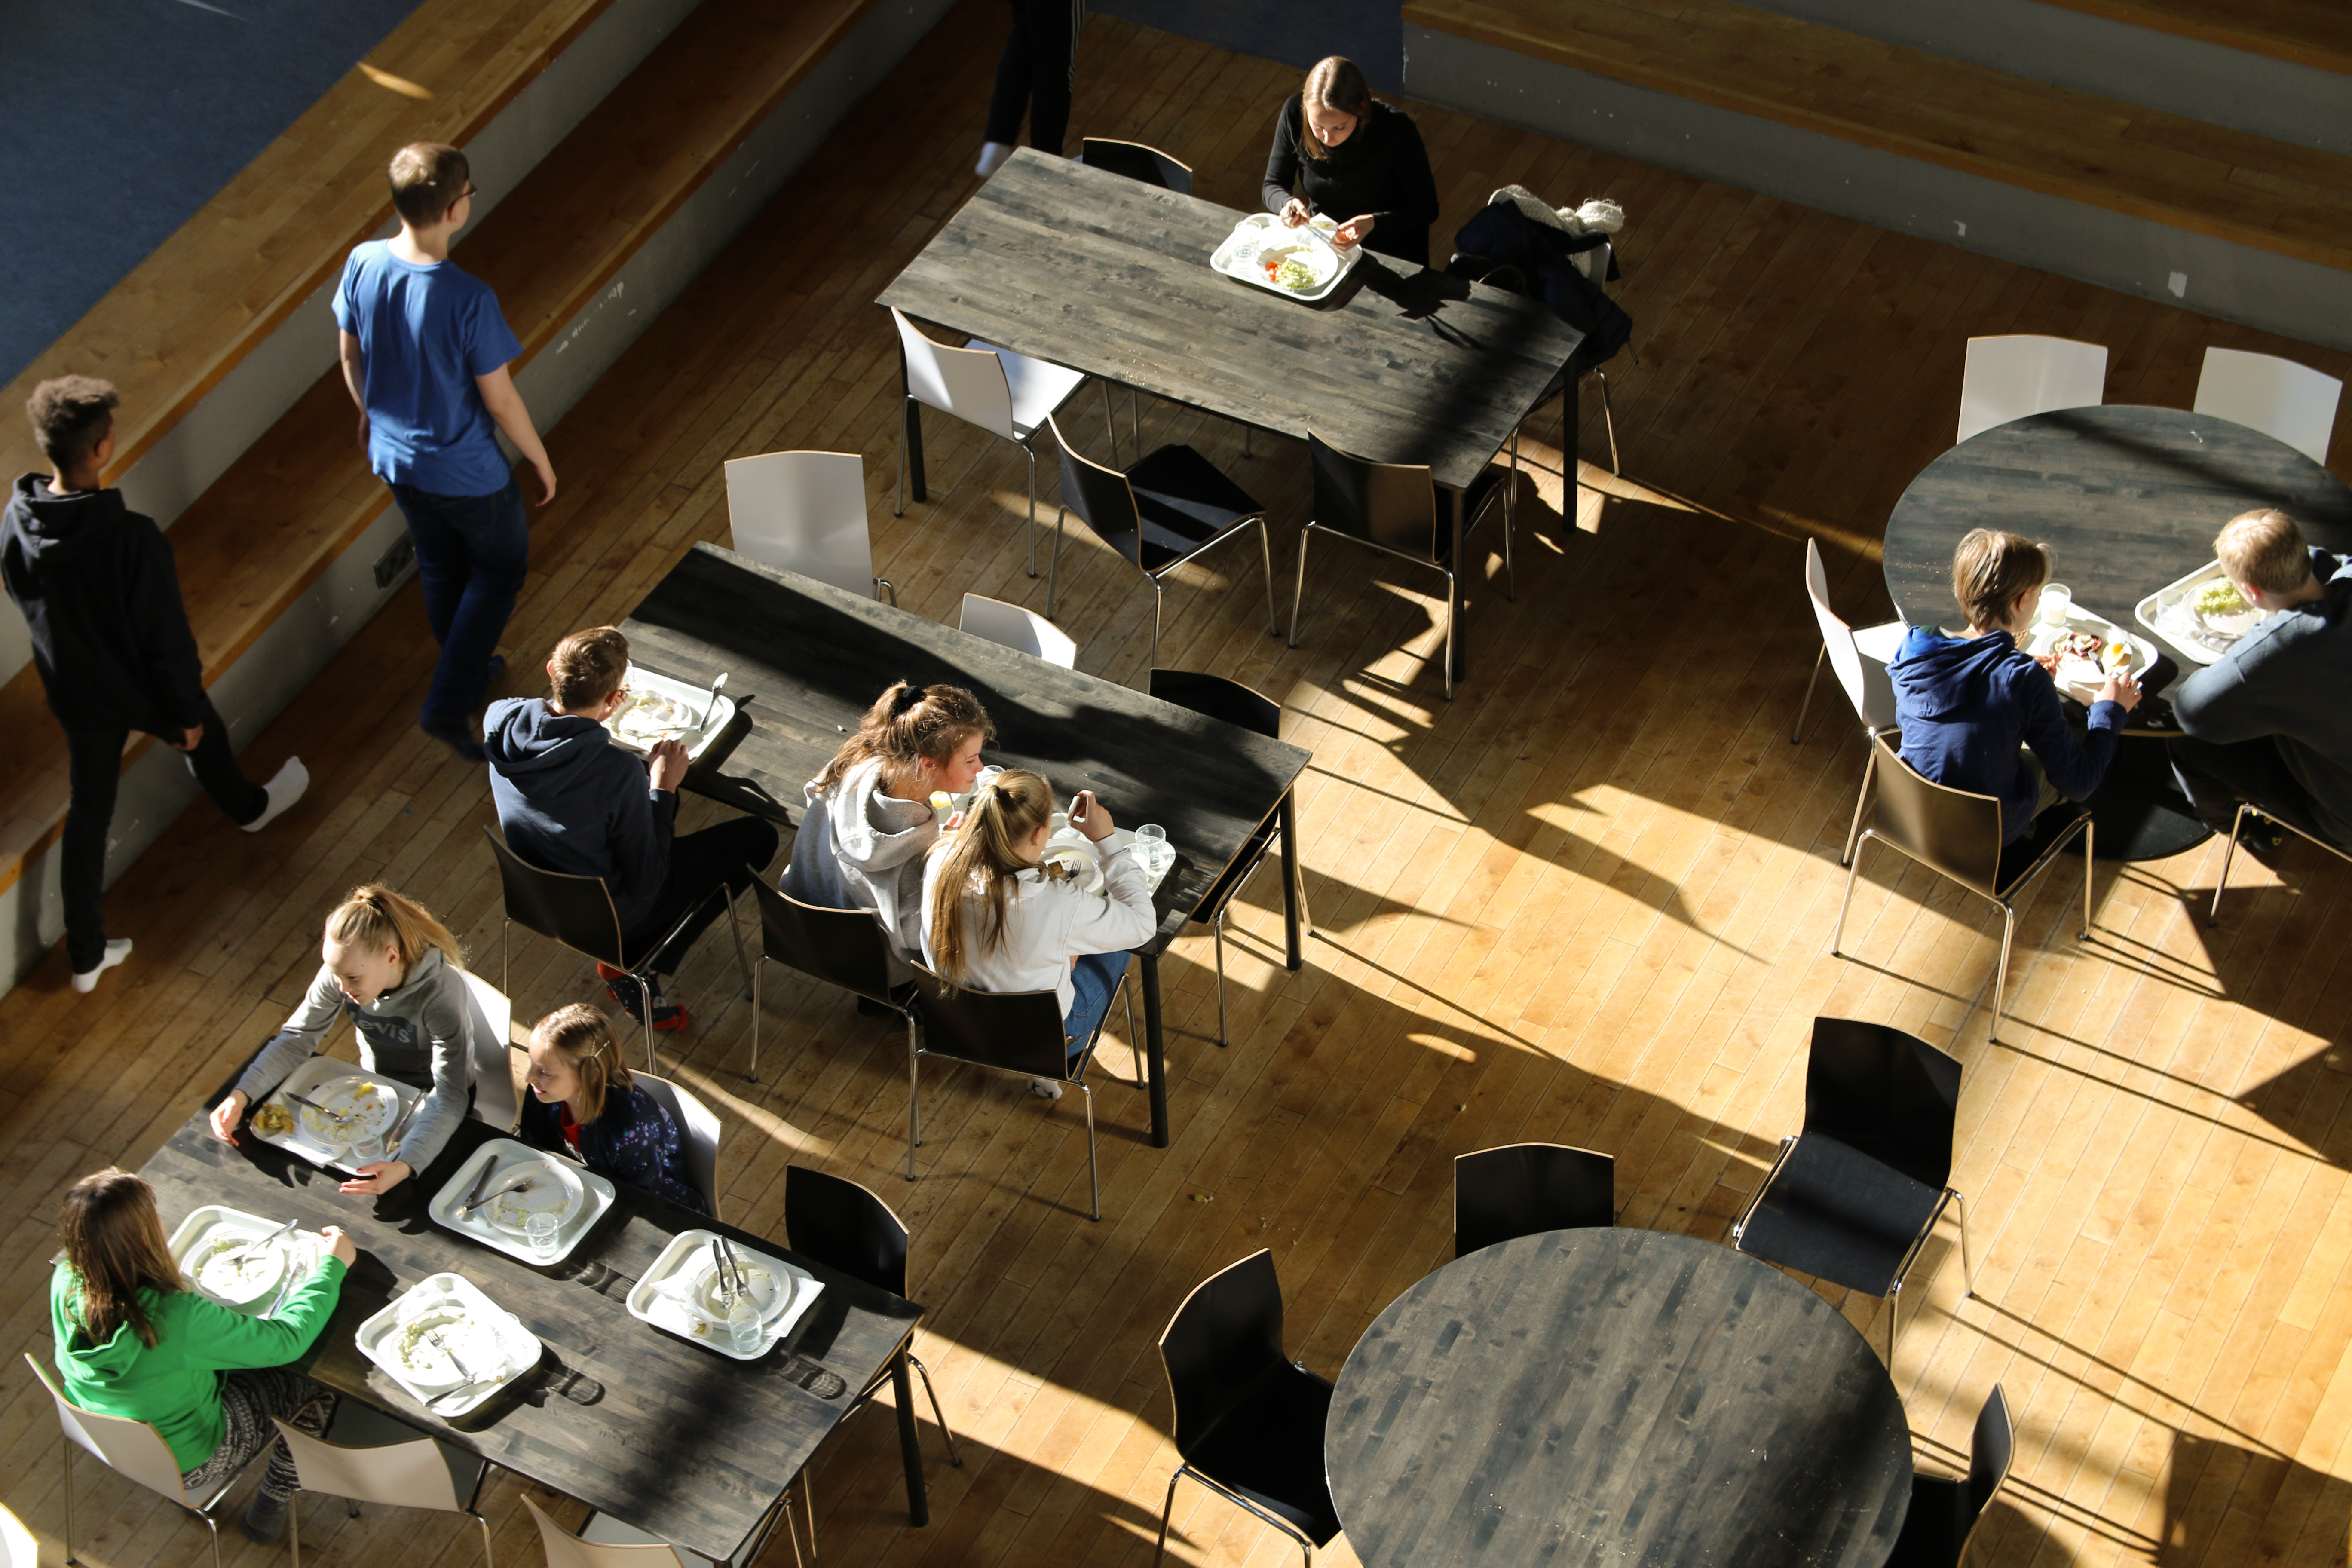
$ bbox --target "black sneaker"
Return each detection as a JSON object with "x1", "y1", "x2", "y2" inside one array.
[
  {"x1": 420, "y1": 714, "x2": 486, "y2": 763},
  {"x1": 605, "y1": 971, "x2": 691, "y2": 1032},
  {"x1": 2236, "y1": 812, "x2": 2290, "y2": 856},
  {"x1": 242, "y1": 1491, "x2": 290, "y2": 1544}
]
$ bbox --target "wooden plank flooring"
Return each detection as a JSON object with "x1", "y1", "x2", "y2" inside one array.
[{"x1": 5, "y1": 3, "x2": 2352, "y2": 1565}]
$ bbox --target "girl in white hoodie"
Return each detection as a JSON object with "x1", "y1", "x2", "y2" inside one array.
[
  {"x1": 781, "y1": 681, "x2": 992, "y2": 987},
  {"x1": 920, "y1": 769, "x2": 1156, "y2": 1094}
]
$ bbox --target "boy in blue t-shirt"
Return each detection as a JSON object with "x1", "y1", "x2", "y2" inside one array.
[{"x1": 335, "y1": 141, "x2": 555, "y2": 762}]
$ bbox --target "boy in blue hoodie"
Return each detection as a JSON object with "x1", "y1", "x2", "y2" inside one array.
[
  {"x1": 1890, "y1": 528, "x2": 2140, "y2": 845},
  {"x1": 484, "y1": 625, "x2": 776, "y2": 1029}
]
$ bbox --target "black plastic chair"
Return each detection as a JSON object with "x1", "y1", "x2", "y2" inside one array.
[
  {"x1": 1450, "y1": 239, "x2": 1624, "y2": 479},
  {"x1": 1885, "y1": 1385, "x2": 2014, "y2": 1568},
  {"x1": 2210, "y1": 799, "x2": 2352, "y2": 925},
  {"x1": 1287, "y1": 432, "x2": 1512, "y2": 701},
  {"x1": 1730, "y1": 1018, "x2": 1974, "y2": 1362},
  {"x1": 1080, "y1": 137, "x2": 1193, "y2": 194},
  {"x1": 1152, "y1": 1250, "x2": 1341, "y2": 1568},
  {"x1": 481, "y1": 826, "x2": 753, "y2": 1071},
  {"x1": 783, "y1": 1166, "x2": 961, "y2": 1511},
  {"x1": 1044, "y1": 414, "x2": 1275, "y2": 671},
  {"x1": 903, "y1": 963, "x2": 1136, "y2": 1220},
  {"x1": 1148, "y1": 669, "x2": 1311, "y2": 1046},
  {"x1": 743, "y1": 876, "x2": 915, "y2": 1084},
  {"x1": 1452, "y1": 1142, "x2": 1615, "y2": 1258}
]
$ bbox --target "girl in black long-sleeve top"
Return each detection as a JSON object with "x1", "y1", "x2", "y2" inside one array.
[{"x1": 1261, "y1": 57, "x2": 1441, "y2": 268}]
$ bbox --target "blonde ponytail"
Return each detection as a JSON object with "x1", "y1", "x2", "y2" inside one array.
[
  {"x1": 324, "y1": 884, "x2": 463, "y2": 973},
  {"x1": 925, "y1": 769, "x2": 1054, "y2": 982}
]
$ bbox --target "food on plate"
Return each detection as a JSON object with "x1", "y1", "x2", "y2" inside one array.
[
  {"x1": 1262, "y1": 253, "x2": 1320, "y2": 291},
  {"x1": 2050, "y1": 631, "x2": 2105, "y2": 663},
  {"x1": 2195, "y1": 579, "x2": 2250, "y2": 620},
  {"x1": 251, "y1": 1102, "x2": 294, "y2": 1137},
  {"x1": 194, "y1": 1234, "x2": 284, "y2": 1302},
  {"x1": 611, "y1": 689, "x2": 693, "y2": 745}
]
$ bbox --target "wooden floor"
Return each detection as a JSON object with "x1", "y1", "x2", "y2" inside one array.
[{"x1": 6, "y1": 4, "x2": 2352, "y2": 1566}]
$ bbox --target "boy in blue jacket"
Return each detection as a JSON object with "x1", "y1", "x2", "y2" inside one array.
[{"x1": 1890, "y1": 529, "x2": 2140, "y2": 845}]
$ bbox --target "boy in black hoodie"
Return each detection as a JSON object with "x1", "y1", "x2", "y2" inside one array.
[{"x1": 2, "y1": 378, "x2": 308, "y2": 992}]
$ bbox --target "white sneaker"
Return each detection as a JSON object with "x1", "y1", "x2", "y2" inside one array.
[
  {"x1": 72, "y1": 939, "x2": 132, "y2": 994},
  {"x1": 1027, "y1": 1075, "x2": 1063, "y2": 1100},
  {"x1": 977, "y1": 141, "x2": 1014, "y2": 177},
  {"x1": 242, "y1": 757, "x2": 309, "y2": 833}
]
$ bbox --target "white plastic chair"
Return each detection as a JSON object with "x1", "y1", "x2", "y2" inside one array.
[
  {"x1": 2193, "y1": 347, "x2": 2342, "y2": 466},
  {"x1": 458, "y1": 967, "x2": 519, "y2": 1133},
  {"x1": 1956, "y1": 335, "x2": 2107, "y2": 444},
  {"x1": 634, "y1": 1070, "x2": 723, "y2": 1222},
  {"x1": 274, "y1": 1403, "x2": 492, "y2": 1568},
  {"x1": 1, "y1": 1501, "x2": 36, "y2": 1568},
  {"x1": 1791, "y1": 538, "x2": 1907, "y2": 866},
  {"x1": 958, "y1": 593, "x2": 1078, "y2": 667},
  {"x1": 891, "y1": 307, "x2": 1097, "y2": 576},
  {"x1": 521, "y1": 1489, "x2": 810, "y2": 1568},
  {"x1": 723, "y1": 450, "x2": 896, "y2": 603},
  {"x1": 24, "y1": 1351, "x2": 263, "y2": 1568}
]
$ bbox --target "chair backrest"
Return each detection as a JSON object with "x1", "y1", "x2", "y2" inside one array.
[
  {"x1": 1569, "y1": 237, "x2": 1613, "y2": 288},
  {"x1": 1804, "y1": 538, "x2": 1898, "y2": 731},
  {"x1": 1307, "y1": 432, "x2": 1437, "y2": 562},
  {"x1": 959, "y1": 594, "x2": 1078, "y2": 667},
  {"x1": 784, "y1": 1163, "x2": 913, "y2": 1297},
  {"x1": 1957, "y1": 335, "x2": 2107, "y2": 444},
  {"x1": 456, "y1": 967, "x2": 519, "y2": 1132},
  {"x1": 1147, "y1": 668, "x2": 1281, "y2": 740},
  {"x1": 1047, "y1": 415, "x2": 1148, "y2": 570},
  {"x1": 1079, "y1": 137, "x2": 1193, "y2": 194},
  {"x1": 271, "y1": 1416, "x2": 462, "y2": 1511},
  {"x1": 1, "y1": 1500, "x2": 37, "y2": 1568},
  {"x1": 634, "y1": 1071, "x2": 723, "y2": 1221},
  {"x1": 1803, "y1": 1017, "x2": 1961, "y2": 1190},
  {"x1": 482, "y1": 827, "x2": 628, "y2": 968},
  {"x1": 892, "y1": 308, "x2": 1016, "y2": 439},
  {"x1": 23, "y1": 1352, "x2": 196, "y2": 1506},
  {"x1": 906, "y1": 965, "x2": 1072, "y2": 1080},
  {"x1": 1864, "y1": 732, "x2": 2006, "y2": 899},
  {"x1": 1158, "y1": 1250, "x2": 1290, "y2": 1460},
  {"x1": 723, "y1": 450, "x2": 879, "y2": 598},
  {"x1": 522, "y1": 1494, "x2": 692, "y2": 1568},
  {"x1": 1453, "y1": 1143, "x2": 1616, "y2": 1257},
  {"x1": 1966, "y1": 1384, "x2": 2015, "y2": 1529},
  {"x1": 2193, "y1": 347, "x2": 2342, "y2": 466},
  {"x1": 748, "y1": 878, "x2": 899, "y2": 1007}
]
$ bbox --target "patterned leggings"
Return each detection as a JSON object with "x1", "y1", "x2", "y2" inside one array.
[{"x1": 178, "y1": 1369, "x2": 336, "y2": 1504}]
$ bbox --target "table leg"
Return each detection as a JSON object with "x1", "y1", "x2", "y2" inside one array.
[
  {"x1": 1280, "y1": 790, "x2": 1303, "y2": 971},
  {"x1": 901, "y1": 362, "x2": 928, "y2": 505},
  {"x1": 1142, "y1": 951, "x2": 1169, "y2": 1148},
  {"x1": 1446, "y1": 484, "x2": 1468, "y2": 684},
  {"x1": 891, "y1": 1348, "x2": 929, "y2": 1526}
]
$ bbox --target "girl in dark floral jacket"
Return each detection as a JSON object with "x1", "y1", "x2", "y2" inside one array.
[{"x1": 516, "y1": 1004, "x2": 706, "y2": 1213}]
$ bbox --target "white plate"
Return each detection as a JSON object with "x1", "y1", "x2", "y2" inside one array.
[
  {"x1": 1211, "y1": 213, "x2": 1364, "y2": 302},
  {"x1": 166, "y1": 1206, "x2": 326, "y2": 1316},
  {"x1": 603, "y1": 663, "x2": 733, "y2": 759},
  {"x1": 478, "y1": 1156, "x2": 586, "y2": 1237},
  {"x1": 428, "y1": 1139, "x2": 617, "y2": 1266},
  {"x1": 2134, "y1": 559, "x2": 2272, "y2": 666},
  {"x1": 295, "y1": 1074, "x2": 401, "y2": 1148},
  {"x1": 625, "y1": 1229, "x2": 824, "y2": 1360},
  {"x1": 355, "y1": 1274, "x2": 539, "y2": 1416},
  {"x1": 251, "y1": 1057, "x2": 422, "y2": 1176},
  {"x1": 2021, "y1": 609, "x2": 2156, "y2": 705}
]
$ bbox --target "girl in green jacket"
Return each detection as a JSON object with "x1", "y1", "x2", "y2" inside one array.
[{"x1": 49, "y1": 1168, "x2": 353, "y2": 1544}]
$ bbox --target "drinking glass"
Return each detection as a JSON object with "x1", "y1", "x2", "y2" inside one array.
[
  {"x1": 1135, "y1": 823, "x2": 1170, "y2": 871},
  {"x1": 2039, "y1": 583, "x2": 2073, "y2": 626},
  {"x1": 726, "y1": 1291, "x2": 764, "y2": 1355},
  {"x1": 524, "y1": 1212, "x2": 561, "y2": 1262}
]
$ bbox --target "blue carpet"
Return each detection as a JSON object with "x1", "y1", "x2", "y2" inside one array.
[
  {"x1": 0, "y1": 0, "x2": 419, "y2": 387},
  {"x1": 1088, "y1": 0, "x2": 1403, "y2": 91}
]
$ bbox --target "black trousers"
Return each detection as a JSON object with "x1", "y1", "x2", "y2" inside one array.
[
  {"x1": 622, "y1": 816, "x2": 781, "y2": 977},
  {"x1": 63, "y1": 695, "x2": 265, "y2": 971},
  {"x1": 983, "y1": 0, "x2": 1077, "y2": 154},
  {"x1": 2169, "y1": 734, "x2": 2341, "y2": 845}
]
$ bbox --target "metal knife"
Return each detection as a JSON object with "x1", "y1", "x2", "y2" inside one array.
[
  {"x1": 458, "y1": 1155, "x2": 499, "y2": 1216},
  {"x1": 284, "y1": 1090, "x2": 355, "y2": 1126},
  {"x1": 456, "y1": 1177, "x2": 534, "y2": 1218}
]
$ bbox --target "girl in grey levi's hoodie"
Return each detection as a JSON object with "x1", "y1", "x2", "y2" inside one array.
[{"x1": 779, "y1": 682, "x2": 993, "y2": 981}]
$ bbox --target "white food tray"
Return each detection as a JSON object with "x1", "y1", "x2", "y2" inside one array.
[
  {"x1": 252, "y1": 1057, "x2": 420, "y2": 1176},
  {"x1": 428, "y1": 1138, "x2": 617, "y2": 1267},
  {"x1": 626, "y1": 1228, "x2": 824, "y2": 1360},
  {"x1": 356, "y1": 1273, "x2": 540, "y2": 1418},
  {"x1": 168, "y1": 1205, "x2": 328, "y2": 1319},
  {"x1": 2134, "y1": 559, "x2": 2271, "y2": 667},
  {"x1": 1211, "y1": 213, "x2": 1363, "y2": 302},
  {"x1": 604, "y1": 662, "x2": 734, "y2": 760},
  {"x1": 2020, "y1": 607, "x2": 2157, "y2": 706}
]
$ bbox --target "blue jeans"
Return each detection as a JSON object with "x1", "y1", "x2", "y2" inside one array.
[
  {"x1": 1064, "y1": 949, "x2": 1132, "y2": 1058},
  {"x1": 389, "y1": 476, "x2": 529, "y2": 726}
]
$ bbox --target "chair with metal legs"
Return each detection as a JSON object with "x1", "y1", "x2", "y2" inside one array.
[
  {"x1": 723, "y1": 449, "x2": 897, "y2": 604},
  {"x1": 1453, "y1": 1142, "x2": 1615, "y2": 1257},
  {"x1": 891, "y1": 307, "x2": 1101, "y2": 576},
  {"x1": 743, "y1": 878, "x2": 916, "y2": 1084},
  {"x1": 1885, "y1": 1385, "x2": 2015, "y2": 1568},
  {"x1": 1451, "y1": 241, "x2": 1626, "y2": 484},
  {"x1": 1287, "y1": 432, "x2": 1511, "y2": 702},
  {"x1": 1834, "y1": 732, "x2": 2093, "y2": 1042},
  {"x1": 274, "y1": 1403, "x2": 494, "y2": 1568},
  {"x1": 1792, "y1": 536, "x2": 1905, "y2": 866},
  {"x1": 2208, "y1": 800, "x2": 2352, "y2": 925}
]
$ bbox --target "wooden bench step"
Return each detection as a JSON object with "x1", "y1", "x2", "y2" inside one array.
[
  {"x1": 1403, "y1": 0, "x2": 2352, "y2": 277},
  {"x1": 2037, "y1": 0, "x2": 2352, "y2": 79},
  {"x1": 0, "y1": 0, "x2": 882, "y2": 900}
]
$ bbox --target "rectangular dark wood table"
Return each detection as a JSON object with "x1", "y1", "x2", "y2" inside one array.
[
  {"x1": 620, "y1": 543, "x2": 1315, "y2": 1149},
  {"x1": 876, "y1": 149, "x2": 1586, "y2": 683},
  {"x1": 141, "y1": 1105, "x2": 929, "y2": 1560}
]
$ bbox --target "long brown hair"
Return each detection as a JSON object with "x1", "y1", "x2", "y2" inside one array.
[
  {"x1": 813, "y1": 680, "x2": 994, "y2": 795},
  {"x1": 59, "y1": 1169, "x2": 182, "y2": 1349},
  {"x1": 925, "y1": 769, "x2": 1055, "y2": 981},
  {"x1": 326, "y1": 884, "x2": 463, "y2": 974},
  {"x1": 530, "y1": 1004, "x2": 632, "y2": 1124},
  {"x1": 1298, "y1": 56, "x2": 1374, "y2": 164}
]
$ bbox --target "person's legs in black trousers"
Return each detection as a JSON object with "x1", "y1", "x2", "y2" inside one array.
[
  {"x1": 983, "y1": 0, "x2": 1075, "y2": 154},
  {"x1": 623, "y1": 816, "x2": 782, "y2": 980},
  {"x1": 2169, "y1": 734, "x2": 2334, "y2": 843}
]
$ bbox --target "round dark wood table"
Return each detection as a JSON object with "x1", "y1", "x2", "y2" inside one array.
[{"x1": 1325, "y1": 1228, "x2": 1913, "y2": 1568}]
